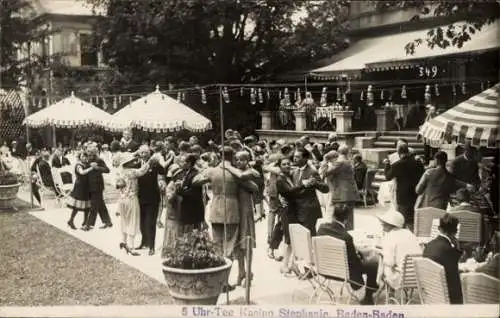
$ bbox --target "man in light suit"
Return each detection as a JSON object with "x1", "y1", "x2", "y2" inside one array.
[
  {"x1": 194, "y1": 146, "x2": 258, "y2": 258},
  {"x1": 292, "y1": 148, "x2": 329, "y2": 236},
  {"x1": 120, "y1": 129, "x2": 140, "y2": 153},
  {"x1": 320, "y1": 145, "x2": 360, "y2": 230}
]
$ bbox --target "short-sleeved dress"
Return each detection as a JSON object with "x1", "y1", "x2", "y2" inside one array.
[{"x1": 67, "y1": 162, "x2": 91, "y2": 211}]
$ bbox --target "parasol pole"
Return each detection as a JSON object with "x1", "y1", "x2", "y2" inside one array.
[
  {"x1": 219, "y1": 85, "x2": 227, "y2": 257},
  {"x1": 52, "y1": 125, "x2": 56, "y2": 148}
]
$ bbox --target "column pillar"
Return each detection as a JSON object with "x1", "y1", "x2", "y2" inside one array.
[
  {"x1": 375, "y1": 108, "x2": 396, "y2": 132},
  {"x1": 259, "y1": 111, "x2": 273, "y2": 130},
  {"x1": 333, "y1": 111, "x2": 354, "y2": 133},
  {"x1": 294, "y1": 110, "x2": 307, "y2": 132}
]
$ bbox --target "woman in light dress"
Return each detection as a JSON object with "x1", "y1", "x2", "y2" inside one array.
[{"x1": 113, "y1": 152, "x2": 168, "y2": 256}]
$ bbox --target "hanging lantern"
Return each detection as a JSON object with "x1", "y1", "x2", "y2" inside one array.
[
  {"x1": 320, "y1": 87, "x2": 327, "y2": 107},
  {"x1": 452, "y1": 84, "x2": 456, "y2": 96},
  {"x1": 102, "y1": 96, "x2": 108, "y2": 110},
  {"x1": 367, "y1": 85, "x2": 374, "y2": 106},
  {"x1": 177, "y1": 92, "x2": 182, "y2": 101},
  {"x1": 360, "y1": 90, "x2": 364, "y2": 101},
  {"x1": 201, "y1": 89, "x2": 207, "y2": 104},
  {"x1": 240, "y1": 87, "x2": 244, "y2": 96},
  {"x1": 424, "y1": 84, "x2": 431, "y2": 104},
  {"x1": 250, "y1": 88, "x2": 256, "y2": 105},
  {"x1": 380, "y1": 89, "x2": 384, "y2": 100},
  {"x1": 295, "y1": 88, "x2": 302, "y2": 105},
  {"x1": 481, "y1": 82, "x2": 485, "y2": 91},
  {"x1": 461, "y1": 82, "x2": 466, "y2": 95},
  {"x1": 401, "y1": 85, "x2": 407, "y2": 99},
  {"x1": 336, "y1": 87, "x2": 341, "y2": 101},
  {"x1": 346, "y1": 80, "x2": 351, "y2": 93},
  {"x1": 118, "y1": 95, "x2": 122, "y2": 104},
  {"x1": 181, "y1": 92, "x2": 186, "y2": 101},
  {"x1": 434, "y1": 84, "x2": 440, "y2": 97},
  {"x1": 223, "y1": 87, "x2": 230, "y2": 103},
  {"x1": 266, "y1": 89, "x2": 270, "y2": 100},
  {"x1": 113, "y1": 96, "x2": 118, "y2": 109},
  {"x1": 258, "y1": 88, "x2": 264, "y2": 104}
]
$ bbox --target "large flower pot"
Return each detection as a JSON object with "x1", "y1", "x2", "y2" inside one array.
[
  {"x1": 162, "y1": 258, "x2": 232, "y2": 305},
  {"x1": 0, "y1": 183, "x2": 20, "y2": 210}
]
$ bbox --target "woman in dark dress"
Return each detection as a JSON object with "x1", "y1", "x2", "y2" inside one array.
[
  {"x1": 67, "y1": 151, "x2": 93, "y2": 229},
  {"x1": 275, "y1": 157, "x2": 305, "y2": 275}
]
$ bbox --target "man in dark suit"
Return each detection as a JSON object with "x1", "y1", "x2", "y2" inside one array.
[
  {"x1": 415, "y1": 151, "x2": 468, "y2": 210},
  {"x1": 120, "y1": 129, "x2": 140, "y2": 153},
  {"x1": 292, "y1": 148, "x2": 329, "y2": 236},
  {"x1": 174, "y1": 153, "x2": 205, "y2": 228},
  {"x1": 323, "y1": 133, "x2": 340, "y2": 154},
  {"x1": 85, "y1": 145, "x2": 112, "y2": 230},
  {"x1": 450, "y1": 143, "x2": 480, "y2": 187},
  {"x1": 353, "y1": 154, "x2": 368, "y2": 191},
  {"x1": 135, "y1": 145, "x2": 166, "y2": 255},
  {"x1": 384, "y1": 143, "x2": 424, "y2": 228},
  {"x1": 51, "y1": 148, "x2": 71, "y2": 168},
  {"x1": 423, "y1": 214, "x2": 463, "y2": 304},
  {"x1": 317, "y1": 205, "x2": 379, "y2": 305}
]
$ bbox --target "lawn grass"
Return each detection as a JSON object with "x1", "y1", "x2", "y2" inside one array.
[{"x1": 0, "y1": 212, "x2": 173, "y2": 306}]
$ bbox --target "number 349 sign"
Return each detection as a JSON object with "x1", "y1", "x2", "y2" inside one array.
[{"x1": 418, "y1": 65, "x2": 439, "y2": 78}]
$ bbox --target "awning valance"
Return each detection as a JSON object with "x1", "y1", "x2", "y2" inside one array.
[{"x1": 310, "y1": 20, "x2": 500, "y2": 77}]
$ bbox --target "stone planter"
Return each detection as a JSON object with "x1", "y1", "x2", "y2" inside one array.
[
  {"x1": 162, "y1": 258, "x2": 232, "y2": 305},
  {"x1": 0, "y1": 183, "x2": 20, "y2": 210}
]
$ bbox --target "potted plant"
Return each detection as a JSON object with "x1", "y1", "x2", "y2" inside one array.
[
  {"x1": 162, "y1": 229, "x2": 232, "y2": 305},
  {"x1": 0, "y1": 157, "x2": 21, "y2": 210}
]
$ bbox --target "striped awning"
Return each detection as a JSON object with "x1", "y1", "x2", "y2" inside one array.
[{"x1": 419, "y1": 83, "x2": 500, "y2": 148}]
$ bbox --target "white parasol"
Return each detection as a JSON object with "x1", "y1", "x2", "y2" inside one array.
[{"x1": 105, "y1": 85, "x2": 212, "y2": 132}]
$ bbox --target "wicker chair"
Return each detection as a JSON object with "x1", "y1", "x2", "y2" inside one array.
[
  {"x1": 312, "y1": 236, "x2": 367, "y2": 304},
  {"x1": 448, "y1": 211, "x2": 482, "y2": 244},
  {"x1": 461, "y1": 272, "x2": 500, "y2": 304},
  {"x1": 414, "y1": 208, "x2": 447, "y2": 238},
  {"x1": 413, "y1": 257, "x2": 450, "y2": 304},
  {"x1": 289, "y1": 224, "x2": 318, "y2": 303}
]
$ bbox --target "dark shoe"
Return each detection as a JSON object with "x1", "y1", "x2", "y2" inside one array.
[
  {"x1": 119, "y1": 242, "x2": 126, "y2": 249},
  {"x1": 81, "y1": 225, "x2": 91, "y2": 231},
  {"x1": 222, "y1": 284, "x2": 236, "y2": 293},
  {"x1": 148, "y1": 248, "x2": 155, "y2": 256},
  {"x1": 124, "y1": 245, "x2": 140, "y2": 256},
  {"x1": 67, "y1": 221, "x2": 76, "y2": 230},
  {"x1": 267, "y1": 248, "x2": 275, "y2": 259}
]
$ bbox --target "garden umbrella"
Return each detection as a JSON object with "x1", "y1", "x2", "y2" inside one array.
[
  {"x1": 105, "y1": 85, "x2": 212, "y2": 132},
  {"x1": 419, "y1": 83, "x2": 500, "y2": 148},
  {"x1": 23, "y1": 92, "x2": 112, "y2": 128}
]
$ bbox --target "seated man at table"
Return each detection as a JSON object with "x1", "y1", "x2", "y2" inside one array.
[
  {"x1": 377, "y1": 210, "x2": 422, "y2": 290},
  {"x1": 423, "y1": 214, "x2": 463, "y2": 304},
  {"x1": 317, "y1": 205, "x2": 379, "y2": 305}
]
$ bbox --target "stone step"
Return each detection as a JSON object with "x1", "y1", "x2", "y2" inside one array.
[
  {"x1": 382, "y1": 130, "x2": 420, "y2": 136},
  {"x1": 377, "y1": 135, "x2": 419, "y2": 143},
  {"x1": 373, "y1": 141, "x2": 424, "y2": 149}
]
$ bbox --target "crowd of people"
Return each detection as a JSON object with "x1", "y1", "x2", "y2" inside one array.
[{"x1": 0, "y1": 128, "x2": 497, "y2": 304}]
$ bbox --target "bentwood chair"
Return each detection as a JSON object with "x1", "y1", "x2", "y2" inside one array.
[
  {"x1": 413, "y1": 257, "x2": 450, "y2": 304},
  {"x1": 461, "y1": 272, "x2": 500, "y2": 304},
  {"x1": 448, "y1": 211, "x2": 482, "y2": 244}
]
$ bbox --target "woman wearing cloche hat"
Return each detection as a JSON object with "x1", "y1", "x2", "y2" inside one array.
[{"x1": 376, "y1": 210, "x2": 422, "y2": 290}]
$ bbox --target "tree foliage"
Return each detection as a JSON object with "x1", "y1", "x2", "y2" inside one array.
[
  {"x1": 373, "y1": 0, "x2": 500, "y2": 54},
  {"x1": 88, "y1": 0, "x2": 350, "y2": 88}
]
